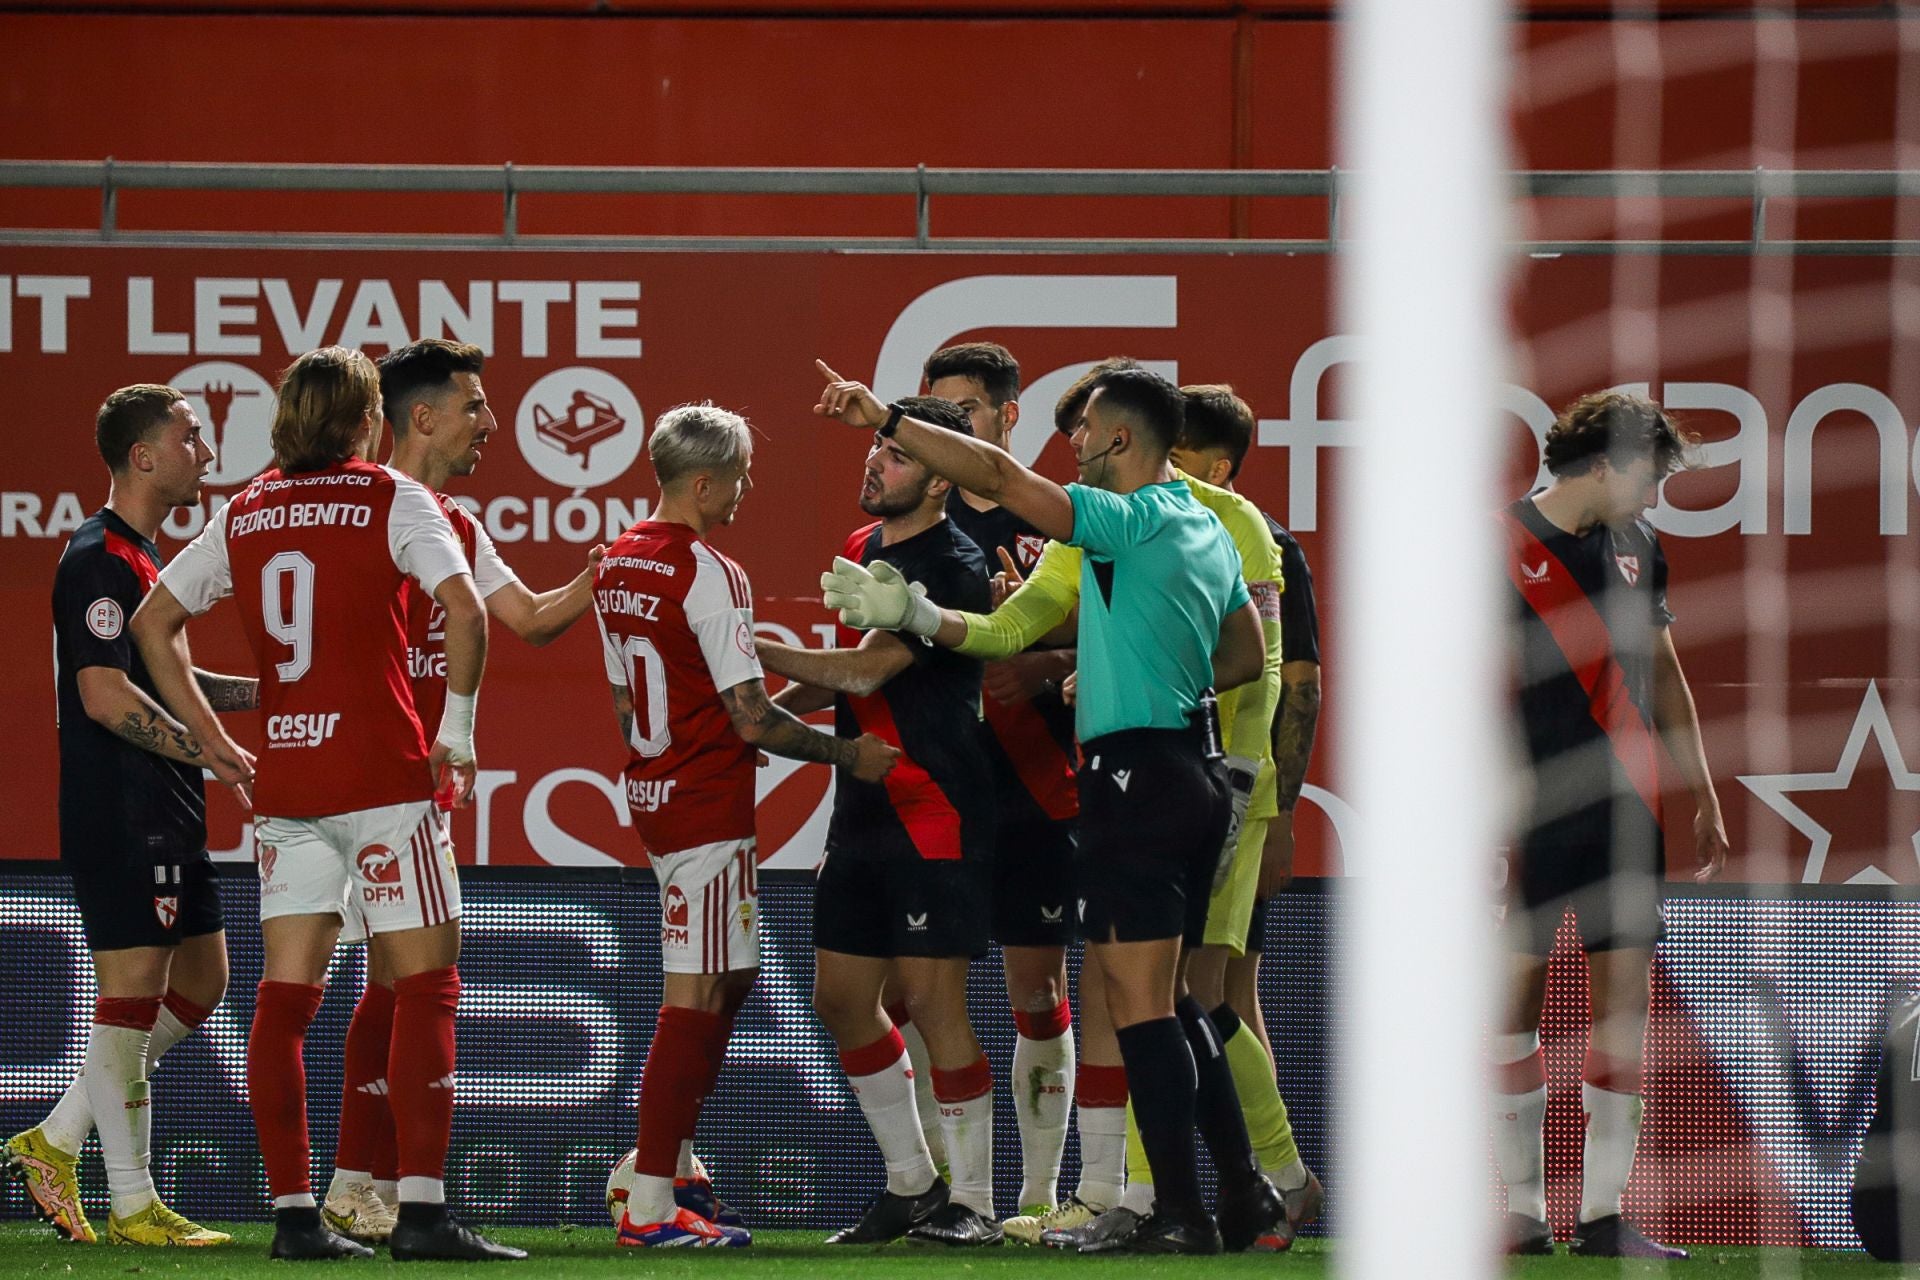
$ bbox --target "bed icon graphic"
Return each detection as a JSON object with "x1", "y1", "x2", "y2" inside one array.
[{"x1": 533, "y1": 388, "x2": 628, "y2": 459}]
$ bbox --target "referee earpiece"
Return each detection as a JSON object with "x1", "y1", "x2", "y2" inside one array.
[{"x1": 1111, "y1": 436, "x2": 1124, "y2": 450}]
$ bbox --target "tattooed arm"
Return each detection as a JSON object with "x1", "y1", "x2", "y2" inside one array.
[
  {"x1": 1272, "y1": 660, "x2": 1322, "y2": 812},
  {"x1": 718, "y1": 679, "x2": 899, "y2": 782},
  {"x1": 77, "y1": 666, "x2": 209, "y2": 767},
  {"x1": 610, "y1": 682, "x2": 636, "y2": 747},
  {"x1": 194, "y1": 668, "x2": 259, "y2": 712}
]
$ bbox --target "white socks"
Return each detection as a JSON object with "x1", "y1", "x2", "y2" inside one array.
[
  {"x1": 842, "y1": 1031, "x2": 938, "y2": 1197},
  {"x1": 1580, "y1": 1082, "x2": 1644, "y2": 1224},
  {"x1": 84, "y1": 1000, "x2": 159, "y2": 1219},
  {"x1": 1491, "y1": 1031, "x2": 1548, "y2": 1221},
  {"x1": 41, "y1": 994, "x2": 201, "y2": 1158},
  {"x1": 1011, "y1": 1026, "x2": 1074, "y2": 1209}
]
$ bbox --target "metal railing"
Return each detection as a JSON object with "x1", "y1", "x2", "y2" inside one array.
[{"x1": 2, "y1": 160, "x2": 1916, "y2": 254}]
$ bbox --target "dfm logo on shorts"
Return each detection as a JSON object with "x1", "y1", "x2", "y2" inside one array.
[
  {"x1": 662, "y1": 884, "x2": 690, "y2": 951},
  {"x1": 357, "y1": 843, "x2": 406, "y2": 907},
  {"x1": 266, "y1": 713, "x2": 342, "y2": 749}
]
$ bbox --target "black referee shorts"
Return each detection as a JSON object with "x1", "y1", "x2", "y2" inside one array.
[{"x1": 1074, "y1": 727, "x2": 1230, "y2": 948}]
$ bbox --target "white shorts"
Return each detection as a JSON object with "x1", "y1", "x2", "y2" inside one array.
[
  {"x1": 654, "y1": 837, "x2": 759, "y2": 975},
  {"x1": 255, "y1": 801, "x2": 461, "y2": 937}
]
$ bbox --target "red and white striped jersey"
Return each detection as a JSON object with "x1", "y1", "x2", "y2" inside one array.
[
  {"x1": 404, "y1": 494, "x2": 519, "y2": 733},
  {"x1": 594, "y1": 520, "x2": 762, "y2": 858},
  {"x1": 159, "y1": 460, "x2": 471, "y2": 819}
]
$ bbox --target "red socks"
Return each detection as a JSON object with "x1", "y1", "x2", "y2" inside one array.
[
  {"x1": 1076, "y1": 1062, "x2": 1130, "y2": 1109},
  {"x1": 249, "y1": 980, "x2": 325, "y2": 1199},
  {"x1": 1013, "y1": 999, "x2": 1072, "y2": 1042},
  {"x1": 336, "y1": 981, "x2": 398, "y2": 1181},
  {"x1": 635, "y1": 1006, "x2": 730, "y2": 1179},
  {"x1": 390, "y1": 967, "x2": 460, "y2": 1184}
]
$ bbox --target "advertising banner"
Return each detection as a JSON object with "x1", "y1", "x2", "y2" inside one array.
[{"x1": 0, "y1": 249, "x2": 1913, "y2": 885}]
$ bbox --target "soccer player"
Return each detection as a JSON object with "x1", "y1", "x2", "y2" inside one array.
[
  {"x1": 814, "y1": 362, "x2": 1282, "y2": 1254},
  {"x1": 1493, "y1": 392, "x2": 1727, "y2": 1259},
  {"x1": 595, "y1": 403, "x2": 899, "y2": 1248},
  {"x1": 922, "y1": 343, "x2": 1080, "y2": 1231},
  {"x1": 754, "y1": 395, "x2": 1000, "y2": 1246},
  {"x1": 7, "y1": 385, "x2": 252, "y2": 1247},
  {"x1": 131, "y1": 346, "x2": 523, "y2": 1262},
  {"x1": 1166, "y1": 383, "x2": 1325, "y2": 1248},
  {"x1": 311, "y1": 338, "x2": 606, "y2": 1243}
]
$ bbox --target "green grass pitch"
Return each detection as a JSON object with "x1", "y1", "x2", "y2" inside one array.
[{"x1": 0, "y1": 1222, "x2": 1908, "y2": 1277}]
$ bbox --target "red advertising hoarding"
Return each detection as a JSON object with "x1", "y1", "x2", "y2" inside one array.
[{"x1": 0, "y1": 248, "x2": 1912, "y2": 887}]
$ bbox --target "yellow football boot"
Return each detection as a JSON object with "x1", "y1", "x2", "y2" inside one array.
[
  {"x1": 4, "y1": 1126, "x2": 95, "y2": 1243},
  {"x1": 107, "y1": 1199, "x2": 231, "y2": 1246}
]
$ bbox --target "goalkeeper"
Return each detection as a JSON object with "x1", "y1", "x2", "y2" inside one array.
[{"x1": 812, "y1": 359, "x2": 1282, "y2": 1256}]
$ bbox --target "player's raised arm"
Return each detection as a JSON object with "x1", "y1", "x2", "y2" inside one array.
[{"x1": 815, "y1": 360, "x2": 1075, "y2": 542}]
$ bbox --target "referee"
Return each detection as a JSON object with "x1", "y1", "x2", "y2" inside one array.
[{"x1": 813, "y1": 360, "x2": 1282, "y2": 1254}]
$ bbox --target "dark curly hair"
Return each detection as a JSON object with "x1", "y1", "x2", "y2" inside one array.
[{"x1": 1543, "y1": 391, "x2": 1695, "y2": 479}]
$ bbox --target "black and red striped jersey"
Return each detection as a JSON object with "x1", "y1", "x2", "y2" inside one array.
[
  {"x1": 826, "y1": 518, "x2": 994, "y2": 863},
  {"x1": 945, "y1": 493, "x2": 1079, "y2": 828},
  {"x1": 1503, "y1": 495, "x2": 1672, "y2": 856}
]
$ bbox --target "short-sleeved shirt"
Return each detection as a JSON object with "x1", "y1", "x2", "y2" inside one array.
[
  {"x1": 944, "y1": 493, "x2": 1078, "y2": 827},
  {"x1": 405, "y1": 494, "x2": 520, "y2": 733},
  {"x1": 1065, "y1": 481, "x2": 1249, "y2": 743},
  {"x1": 159, "y1": 460, "x2": 471, "y2": 819},
  {"x1": 828, "y1": 519, "x2": 995, "y2": 863},
  {"x1": 54, "y1": 509, "x2": 206, "y2": 859},
  {"x1": 1506, "y1": 495, "x2": 1673, "y2": 854},
  {"x1": 594, "y1": 520, "x2": 763, "y2": 857},
  {"x1": 1262, "y1": 513, "x2": 1322, "y2": 667}
]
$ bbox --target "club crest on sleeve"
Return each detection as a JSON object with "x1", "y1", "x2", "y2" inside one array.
[
  {"x1": 1015, "y1": 534, "x2": 1046, "y2": 568},
  {"x1": 1616, "y1": 554, "x2": 1641, "y2": 586},
  {"x1": 85, "y1": 598, "x2": 123, "y2": 640}
]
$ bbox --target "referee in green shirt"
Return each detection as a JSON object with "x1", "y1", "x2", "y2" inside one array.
[{"x1": 813, "y1": 361, "x2": 1282, "y2": 1254}]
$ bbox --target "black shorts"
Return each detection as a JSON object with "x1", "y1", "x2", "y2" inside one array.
[
  {"x1": 813, "y1": 848, "x2": 991, "y2": 960},
  {"x1": 991, "y1": 818, "x2": 1077, "y2": 947},
  {"x1": 63, "y1": 837, "x2": 224, "y2": 953},
  {"x1": 1074, "y1": 728, "x2": 1229, "y2": 947},
  {"x1": 1505, "y1": 829, "x2": 1665, "y2": 956}
]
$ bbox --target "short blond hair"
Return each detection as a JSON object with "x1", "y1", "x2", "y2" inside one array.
[{"x1": 649, "y1": 403, "x2": 751, "y2": 487}]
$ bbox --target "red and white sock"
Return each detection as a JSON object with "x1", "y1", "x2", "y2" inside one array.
[
  {"x1": 841, "y1": 1027, "x2": 937, "y2": 1196},
  {"x1": 890, "y1": 1002, "x2": 946, "y2": 1169},
  {"x1": 329, "y1": 981, "x2": 396, "y2": 1199},
  {"x1": 933, "y1": 1056, "x2": 996, "y2": 1217},
  {"x1": 390, "y1": 967, "x2": 459, "y2": 1206},
  {"x1": 250, "y1": 981, "x2": 324, "y2": 1209},
  {"x1": 1011, "y1": 1000, "x2": 1074, "y2": 1209},
  {"x1": 631, "y1": 1006, "x2": 727, "y2": 1225},
  {"x1": 86, "y1": 996, "x2": 160, "y2": 1218},
  {"x1": 1072, "y1": 1063, "x2": 1128, "y2": 1210},
  {"x1": 1580, "y1": 1046, "x2": 1644, "y2": 1224},
  {"x1": 1491, "y1": 1031, "x2": 1549, "y2": 1221},
  {"x1": 40, "y1": 989, "x2": 211, "y2": 1158}
]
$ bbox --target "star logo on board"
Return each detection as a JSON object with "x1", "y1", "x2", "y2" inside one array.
[{"x1": 1738, "y1": 682, "x2": 1920, "y2": 885}]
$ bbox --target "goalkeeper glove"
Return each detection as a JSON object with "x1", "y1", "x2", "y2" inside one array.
[
  {"x1": 1213, "y1": 754, "x2": 1260, "y2": 893},
  {"x1": 820, "y1": 556, "x2": 942, "y2": 637}
]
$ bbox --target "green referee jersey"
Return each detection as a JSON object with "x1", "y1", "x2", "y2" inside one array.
[{"x1": 1066, "y1": 479, "x2": 1250, "y2": 742}]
